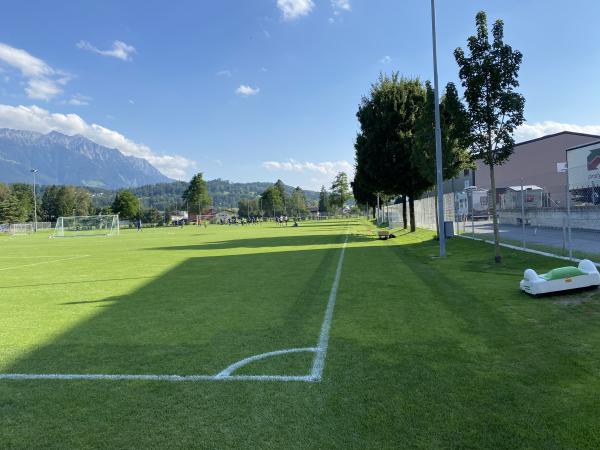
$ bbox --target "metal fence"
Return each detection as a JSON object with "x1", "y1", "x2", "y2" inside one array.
[{"x1": 386, "y1": 169, "x2": 600, "y2": 262}]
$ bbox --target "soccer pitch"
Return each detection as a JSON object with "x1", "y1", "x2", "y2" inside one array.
[{"x1": 2, "y1": 220, "x2": 600, "y2": 448}]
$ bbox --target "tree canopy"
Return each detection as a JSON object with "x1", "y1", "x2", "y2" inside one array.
[
  {"x1": 112, "y1": 190, "x2": 140, "y2": 220},
  {"x1": 330, "y1": 172, "x2": 351, "y2": 210},
  {"x1": 182, "y1": 173, "x2": 212, "y2": 213}
]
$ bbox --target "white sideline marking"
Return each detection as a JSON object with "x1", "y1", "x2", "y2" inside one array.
[
  {"x1": 311, "y1": 234, "x2": 349, "y2": 381},
  {"x1": 0, "y1": 255, "x2": 91, "y2": 271},
  {"x1": 0, "y1": 373, "x2": 316, "y2": 382},
  {"x1": 458, "y1": 235, "x2": 600, "y2": 267},
  {"x1": 0, "y1": 232, "x2": 350, "y2": 383}
]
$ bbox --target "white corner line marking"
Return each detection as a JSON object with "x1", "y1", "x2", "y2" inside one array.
[{"x1": 216, "y1": 347, "x2": 317, "y2": 378}]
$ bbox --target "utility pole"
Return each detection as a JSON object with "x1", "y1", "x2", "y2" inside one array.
[
  {"x1": 30, "y1": 169, "x2": 38, "y2": 232},
  {"x1": 431, "y1": 0, "x2": 445, "y2": 257}
]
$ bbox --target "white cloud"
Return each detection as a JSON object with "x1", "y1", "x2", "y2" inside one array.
[
  {"x1": 0, "y1": 42, "x2": 68, "y2": 100},
  {"x1": 128, "y1": 99, "x2": 135, "y2": 104},
  {"x1": 380, "y1": 55, "x2": 392, "y2": 64},
  {"x1": 328, "y1": 17, "x2": 335, "y2": 24},
  {"x1": 67, "y1": 93, "x2": 91, "y2": 106},
  {"x1": 515, "y1": 121, "x2": 600, "y2": 143},
  {"x1": 277, "y1": 0, "x2": 315, "y2": 21},
  {"x1": 331, "y1": 0, "x2": 351, "y2": 12},
  {"x1": 216, "y1": 69, "x2": 232, "y2": 77},
  {"x1": 236, "y1": 85, "x2": 260, "y2": 96},
  {"x1": 262, "y1": 159, "x2": 353, "y2": 175},
  {"x1": 76, "y1": 40, "x2": 136, "y2": 61},
  {"x1": 0, "y1": 104, "x2": 195, "y2": 179}
]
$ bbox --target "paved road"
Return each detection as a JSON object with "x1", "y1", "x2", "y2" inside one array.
[{"x1": 461, "y1": 221, "x2": 600, "y2": 256}]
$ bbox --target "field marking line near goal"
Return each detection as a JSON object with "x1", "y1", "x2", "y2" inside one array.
[
  {"x1": 0, "y1": 230, "x2": 350, "y2": 383},
  {"x1": 0, "y1": 255, "x2": 91, "y2": 272}
]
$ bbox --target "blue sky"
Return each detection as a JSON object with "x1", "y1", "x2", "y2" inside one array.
[{"x1": 0, "y1": 0, "x2": 599, "y2": 190}]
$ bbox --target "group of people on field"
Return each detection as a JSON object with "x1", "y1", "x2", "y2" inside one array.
[
  {"x1": 275, "y1": 215, "x2": 289, "y2": 226},
  {"x1": 224, "y1": 216, "x2": 262, "y2": 226}
]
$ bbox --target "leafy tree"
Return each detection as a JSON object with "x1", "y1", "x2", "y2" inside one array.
[
  {"x1": 182, "y1": 173, "x2": 212, "y2": 214},
  {"x1": 10, "y1": 183, "x2": 35, "y2": 221},
  {"x1": 142, "y1": 207, "x2": 161, "y2": 224},
  {"x1": 41, "y1": 185, "x2": 61, "y2": 220},
  {"x1": 355, "y1": 73, "x2": 429, "y2": 231},
  {"x1": 413, "y1": 81, "x2": 472, "y2": 234},
  {"x1": 318, "y1": 186, "x2": 330, "y2": 213},
  {"x1": 74, "y1": 188, "x2": 92, "y2": 215},
  {"x1": 289, "y1": 187, "x2": 308, "y2": 217},
  {"x1": 260, "y1": 186, "x2": 284, "y2": 217},
  {"x1": 330, "y1": 172, "x2": 350, "y2": 211},
  {"x1": 274, "y1": 179, "x2": 289, "y2": 214},
  {"x1": 455, "y1": 10, "x2": 525, "y2": 262},
  {"x1": 351, "y1": 166, "x2": 378, "y2": 219},
  {"x1": 112, "y1": 190, "x2": 140, "y2": 220},
  {"x1": 0, "y1": 194, "x2": 27, "y2": 223},
  {"x1": 0, "y1": 183, "x2": 10, "y2": 202},
  {"x1": 237, "y1": 198, "x2": 259, "y2": 218}
]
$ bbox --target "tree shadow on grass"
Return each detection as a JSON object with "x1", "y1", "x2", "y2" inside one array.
[{"x1": 146, "y1": 233, "x2": 372, "y2": 253}]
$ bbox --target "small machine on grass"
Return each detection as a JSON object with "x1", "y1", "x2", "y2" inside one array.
[{"x1": 520, "y1": 259, "x2": 600, "y2": 296}]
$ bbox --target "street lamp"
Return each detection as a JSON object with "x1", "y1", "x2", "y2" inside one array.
[
  {"x1": 430, "y1": 0, "x2": 445, "y2": 257},
  {"x1": 30, "y1": 169, "x2": 38, "y2": 232}
]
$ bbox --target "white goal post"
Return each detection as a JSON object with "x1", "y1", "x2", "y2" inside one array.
[{"x1": 53, "y1": 215, "x2": 119, "y2": 238}]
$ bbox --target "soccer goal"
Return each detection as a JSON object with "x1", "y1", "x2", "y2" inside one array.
[
  {"x1": 8, "y1": 223, "x2": 34, "y2": 236},
  {"x1": 53, "y1": 215, "x2": 119, "y2": 238}
]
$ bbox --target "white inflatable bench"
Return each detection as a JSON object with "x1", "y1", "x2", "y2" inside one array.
[{"x1": 520, "y1": 259, "x2": 600, "y2": 296}]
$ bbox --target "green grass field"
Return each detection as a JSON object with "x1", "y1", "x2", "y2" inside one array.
[{"x1": 2, "y1": 220, "x2": 600, "y2": 448}]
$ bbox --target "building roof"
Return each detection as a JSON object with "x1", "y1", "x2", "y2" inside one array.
[
  {"x1": 565, "y1": 139, "x2": 600, "y2": 152},
  {"x1": 515, "y1": 131, "x2": 600, "y2": 148}
]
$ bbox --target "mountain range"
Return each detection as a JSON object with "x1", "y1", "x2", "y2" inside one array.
[{"x1": 0, "y1": 128, "x2": 172, "y2": 188}]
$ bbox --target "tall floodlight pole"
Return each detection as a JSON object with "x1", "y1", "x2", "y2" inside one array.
[
  {"x1": 431, "y1": 0, "x2": 445, "y2": 257},
  {"x1": 30, "y1": 169, "x2": 38, "y2": 232}
]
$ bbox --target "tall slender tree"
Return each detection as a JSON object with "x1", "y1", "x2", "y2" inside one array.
[
  {"x1": 330, "y1": 172, "x2": 351, "y2": 211},
  {"x1": 455, "y1": 11, "x2": 525, "y2": 262},
  {"x1": 318, "y1": 186, "x2": 330, "y2": 214},
  {"x1": 182, "y1": 173, "x2": 212, "y2": 215}
]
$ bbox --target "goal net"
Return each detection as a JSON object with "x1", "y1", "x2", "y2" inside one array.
[
  {"x1": 8, "y1": 223, "x2": 34, "y2": 236},
  {"x1": 53, "y1": 215, "x2": 119, "y2": 238}
]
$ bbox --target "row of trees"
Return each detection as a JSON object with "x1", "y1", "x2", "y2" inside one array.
[
  {"x1": 353, "y1": 11, "x2": 525, "y2": 262},
  {"x1": 0, "y1": 181, "x2": 150, "y2": 224}
]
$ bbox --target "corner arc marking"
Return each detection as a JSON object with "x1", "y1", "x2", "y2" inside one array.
[{"x1": 215, "y1": 347, "x2": 317, "y2": 378}]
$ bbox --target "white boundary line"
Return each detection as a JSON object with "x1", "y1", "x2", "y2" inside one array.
[
  {"x1": 311, "y1": 234, "x2": 349, "y2": 381},
  {"x1": 0, "y1": 232, "x2": 350, "y2": 383},
  {"x1": 459, "y1": 235, "x2": 600, "y2": 267},
  {"x1": 0, "y1": 255, "x2": 91, "y2": 271}
]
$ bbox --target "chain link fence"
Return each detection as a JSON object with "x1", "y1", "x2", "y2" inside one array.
[{"x1": 386, "y1": 166, "x2": 600, "y2": 263}]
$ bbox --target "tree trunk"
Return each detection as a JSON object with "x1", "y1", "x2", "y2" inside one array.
[
  {"x1": 371, "y1": 206, "x2": 376, "y2": 219},
  {"x1": 489, "y1": 162, "x2": 502, "y2": 263},
  {"x1": 402, "y1": 196, "x2": 407, "y2": 229},
  {"x1": 409, "y1": 195, "x2": 416, "y2": 232}
]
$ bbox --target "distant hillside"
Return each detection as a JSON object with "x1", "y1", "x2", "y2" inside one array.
[
  {"x1": 0, "y1": 128, "x2": 171, "y2": 188},
  {"x1": 87, "y1": 179, "x2": 320, "y2": 210}
]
